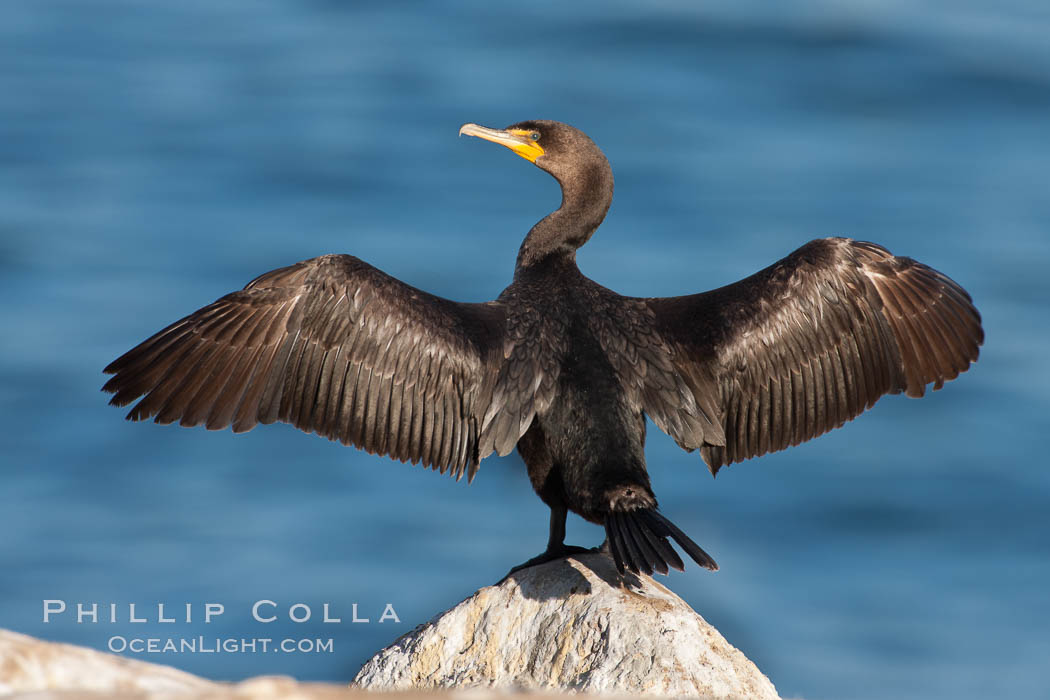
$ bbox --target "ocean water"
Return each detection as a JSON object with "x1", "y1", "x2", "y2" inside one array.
[{"x1": 1, "y1": 2, "x2": 1048, "y2": 699}]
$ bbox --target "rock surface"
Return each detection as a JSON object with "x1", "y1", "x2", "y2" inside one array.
[
  {"x1": 354, "y1": 552, "x2": 780, "y2": 699},
  {"x1": 0, "y1": 628, "x2": 216, "y2": 696},
  {"x1": 0, "y1": 629, "x2": 353, "y2": 699}
]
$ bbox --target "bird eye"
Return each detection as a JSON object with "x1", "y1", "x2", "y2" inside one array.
[{"x1": 529, "y1": 131, "x2": 541, "y2": 141}]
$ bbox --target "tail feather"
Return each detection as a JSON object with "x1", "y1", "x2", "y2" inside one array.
[
  {"x1": 606, "y1": 509, "x2": 718, "y2": 575},
  {"x1": 642, "y1": 510, "x2": 719, "y2": 572},
  {"x1": 626, "y1": 515, "x2": 668, "y2": 576},
  {"x1": 610, "y1": 514, "x2": 649, "y2": 576},
  {"x1": 612, "y1": 512, "x2": 665, "y2": 576},
  {"x1": 606, "y1": 515, "x2": 628, "y2": 574},
  {"x1": 636, "y1": 516, "x2": 684, "y2": 572}
]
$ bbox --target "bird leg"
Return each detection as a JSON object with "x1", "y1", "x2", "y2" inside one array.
[{"x1": 508, "y1": 503, "x2": 591, "y2": 573}]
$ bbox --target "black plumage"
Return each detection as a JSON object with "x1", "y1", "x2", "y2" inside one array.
[{"x1": 103, "y1": 120, "x2": 983, "y2": 575}]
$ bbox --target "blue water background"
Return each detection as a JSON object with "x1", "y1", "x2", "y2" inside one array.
[{"x1": 2, "y1": 2, "x2": 1048, "y2": 699}]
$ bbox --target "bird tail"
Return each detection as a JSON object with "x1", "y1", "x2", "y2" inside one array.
[{"x1": 605, "y1": 509, "x2": 718, "y2": 576}]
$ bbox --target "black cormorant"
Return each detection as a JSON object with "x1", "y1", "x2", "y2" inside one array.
[{"x1": 103, "y1": 120, "x2": 983, "y2": 576}]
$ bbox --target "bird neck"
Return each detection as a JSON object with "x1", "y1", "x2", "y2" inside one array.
[{"x1": 516, "y1": 161, "x2": 614, "y2": 272}]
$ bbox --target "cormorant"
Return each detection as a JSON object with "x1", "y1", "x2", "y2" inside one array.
[{"x1": 103, "y1": 120, "x2": 983, "y2": 576}]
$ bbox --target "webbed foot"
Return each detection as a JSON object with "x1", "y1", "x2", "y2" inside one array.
[{"x1": 508, "y1": 544, "x2": 592, "y2": 574}]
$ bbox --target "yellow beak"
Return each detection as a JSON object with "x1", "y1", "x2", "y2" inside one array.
[{"x1": 459, "y1": 123, "x2": 545, "y2": 163}]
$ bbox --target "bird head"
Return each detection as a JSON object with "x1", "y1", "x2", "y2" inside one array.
[{"x1": 459, "y1": 120, "x2": 609, "y2": 187}]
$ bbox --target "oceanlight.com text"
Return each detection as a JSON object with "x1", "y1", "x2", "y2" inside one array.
[{"x1": 108, "y1": 636, "x2": 334, "y2": 654}]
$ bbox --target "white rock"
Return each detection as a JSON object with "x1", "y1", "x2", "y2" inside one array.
[
  {"x1": 0, "y1": 630, "x2": 354, "y2": 698},
  {"x1": 0, "y1": 628, "x2": 217, "y2": 696},
  {"x1": 353, "y1": 552, "x2": 780, "y2": 699}
]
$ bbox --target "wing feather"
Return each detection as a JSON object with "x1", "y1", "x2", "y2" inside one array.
[
  {"x1": 103, "y1": 254, "x2": 510, "y2": 480},
  {"x1": 645, "y1": 238, "x2": 982, "y2": 473}
]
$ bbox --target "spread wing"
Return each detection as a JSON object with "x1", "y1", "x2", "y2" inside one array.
[
  {"x1": 103, "y1": 254, "x2": 512, "y2": 481},
  {"x1": 644, "y1": 238, "x2": 983, "y2": 474}
]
